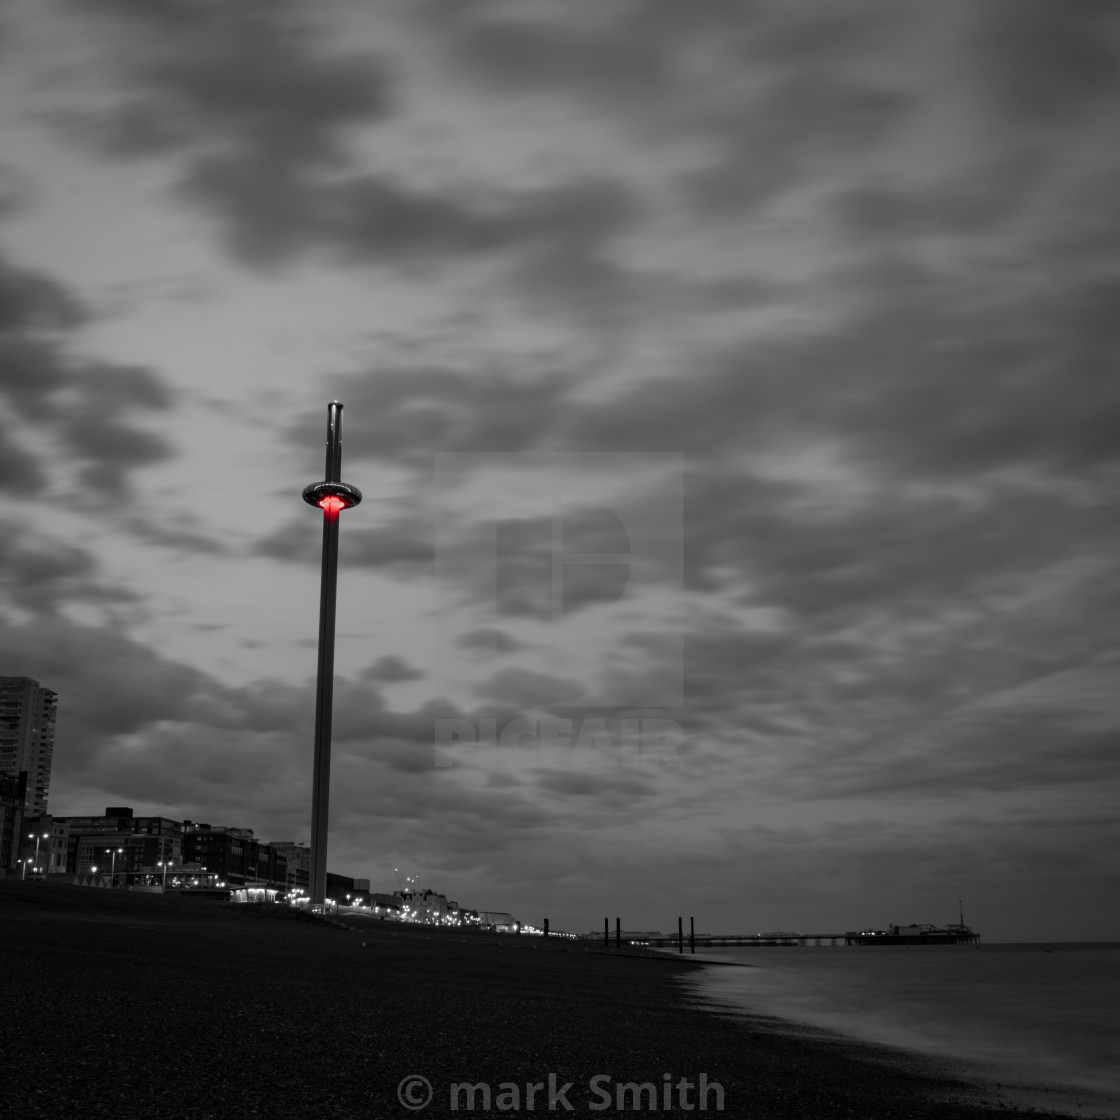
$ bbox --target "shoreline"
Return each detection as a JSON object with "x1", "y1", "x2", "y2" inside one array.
[
  {"x1": 0, "y1": 880, "x2": 1097, "y2": 1119},
  {"x1": 677, "y1": 956, "x2": 1120, "y2": 1120}
]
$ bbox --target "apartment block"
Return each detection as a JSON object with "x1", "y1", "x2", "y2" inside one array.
[{"x1": 0, "y1": 676, "x2": 57, "y2": 815}]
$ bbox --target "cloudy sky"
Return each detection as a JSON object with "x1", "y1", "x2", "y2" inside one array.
[{"x1": 2, "y1": 0, "x2": 1118, "y2": 941}]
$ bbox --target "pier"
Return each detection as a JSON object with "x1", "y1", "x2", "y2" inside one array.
[
  {"x1": 613, "y1": 929, "x2": 980, "y2": 949},
  {"x1": 588, "y1": 917, "x2": 980, "y2": 950},
  {"x1": 621, "y1": 933, "x2": 848, "y2": 948}
]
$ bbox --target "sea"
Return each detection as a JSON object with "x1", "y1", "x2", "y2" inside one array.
[{"x1": 680, "y1": 942, "x2": 1120, "y2": 1118}]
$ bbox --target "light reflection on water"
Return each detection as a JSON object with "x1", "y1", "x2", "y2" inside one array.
[{"x1": 683, "y1": 943, "x2": 1120, "y2": 1116}]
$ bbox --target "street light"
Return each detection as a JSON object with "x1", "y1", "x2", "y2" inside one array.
[
  {"x1": 30, "y1": 831, "x2": 48, "y2": 876},
  {"x1": 106, "y1": 847, "x2": 123, "y2": 887},
  {"x1": 158, "y1": 859, "x2": 172, "y2": 891}
]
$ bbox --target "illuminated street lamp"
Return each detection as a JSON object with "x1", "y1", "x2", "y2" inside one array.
[
  {"x1": 302, "y1": 401, "x2": 362, "y2": 907},
  {"x1": 30, "y1": 831, "x2": 48, "y2": 875},
  {"x1": 158, "y1": 860, "x2": 172, "y2": 891},
  {"x1": 106, "y1": 847, "x2": 123, "y2": 887}
]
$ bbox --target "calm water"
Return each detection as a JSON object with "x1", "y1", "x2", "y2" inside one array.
[{"x1": 682, "y1": 943, "x2": 1120, "y2": 1117}]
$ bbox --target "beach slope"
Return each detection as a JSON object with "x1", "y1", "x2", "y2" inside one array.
[{"x1": 0, "y1": 881, "x2": 1081, "y2": 1119}]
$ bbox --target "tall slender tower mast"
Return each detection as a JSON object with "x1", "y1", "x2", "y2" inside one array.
[{"x1": 301, "y1": 402, "x2": 362, "y2": 906}]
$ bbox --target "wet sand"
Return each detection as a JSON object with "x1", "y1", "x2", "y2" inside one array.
[{"x1": 0, "y1": 880, "x2": 1084, "y2": 1118}]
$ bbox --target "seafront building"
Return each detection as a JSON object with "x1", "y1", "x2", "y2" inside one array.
[
  {"x1": 478, "y1": 910, "x2": 517, "y2": 930},
  {"x1": 0, "y1": 677, "x2": 507, "y2": 923},
  {"x1": 0, "y1": 675, "x2": 505, "y2": 917},
  {"x1": 0, "y1": 675, "x2": 57, "y2": 816},
  {"x1": 1, "y1": 771, "x2": 28, "y2": 873},
  {"x1": 395, "y1": 887, "x2": 455, "y2": 922},
  {"x1": 180, "y1": 821, "x2": 290, "y2": 888},
  {"x1": 5, "y1": 793, "x2": 501, "y2": 925},
  {"x1": 8, "y1": 803, "x2": 351, "y2": 895},
  {"x1": 53, "y1": 806, "x2": 182, "y2": 880},
  {"x1": 18, "y1": 813, "x2": 70, "y2": 876},
  {"x1": 268, "y1": 840, "x2": 311, "y2": 891}
]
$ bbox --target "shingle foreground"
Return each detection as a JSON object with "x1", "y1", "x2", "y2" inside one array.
[{"x1": 0, "y1": 881, "x2": 1077, "y2": 1119}]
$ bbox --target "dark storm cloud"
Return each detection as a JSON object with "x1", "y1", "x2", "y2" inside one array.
[
  {"x1": 832, "y1": 168, "x2": 1035, "y2": 244},
  {"x1": 283, "y1": 256, "x2": 1118, "y2": 492},
  {"x1": 477, "y1": 667, "x2": 586, "y2": 707},
  {"x1": 545, "y1": 257, "x2": 1120, "y2": 481},
  {"x1": 358, "y1": 654, "x2": 424, "y2": 683},
  {"x1": 456, "y1": 627, "x2": 523, "y2": 654},
  {"x1": 684, "y1": 78, "x2": 907, "y2": 215},
  {"x1": 973, "y1": 0, "x2": 1120, "y2": 124},
  {"x1": 681, "y1": 469, "x2": 1119, "y2": 624},
  {"x1": 118, "y1": 515, "x2": 230, "y2": 556},
  {"x1": 331, "y1": 365, "x2": 576, "y2": 466},
  {"x1": 422, "y1": 0, "x2": 912, "y2": 214},
  {"x1": 0, "y1": 164, "x2": 34, "y2": 218},
  {"x1": 677, "y1": 598, "x2": 1120, "y2": 809},
  {"x1": 65, "y1": 1, "x2": 389, "y2": 164},
  {"x1": 0, "y1": 424, "x2": 45, "y2": 494},
  {"x1": 60, "y1": 2, "x2": 642, "y2": 285},
  {"x1": 0, "y1": 614, "x2": 502, "y2": 819},
  {"x1": 251, "y1": 515, "x2": 433, "y2": 570},
  {"x1": 0, "y1": 529, "x2": 140, "y2": 613},
  {"x1": 2, "y1": 616, "x2": 214, "y2": 743},
  {"x1": 532, "y1": 767, "x2": 656, "y2": 803},
  {"x1": 0, "y1": 256, "x2": 86, "y2": 333},
  {"x1": 0, "y1": 249, "x2": 176, "y2": 500},
  {"x1": 413, "y1": 0, "x2": 831, "y2": 121},
  {"x1": 58, "y1": 403, "x2": 170, "y2": 493},
  {"x1": 415, "y1": 0, "x2": 675, "y2": 105},
  {"x1": 831, "y1": 709, "x2": 1119, "y2": 801},
  {"x1": 165, "y1": 156, "x2": 642, "y2": 295}
]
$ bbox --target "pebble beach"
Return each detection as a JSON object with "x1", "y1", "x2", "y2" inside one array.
[{"x1": 0, "y1": 880, "x2": 1083, "y2": 1119}]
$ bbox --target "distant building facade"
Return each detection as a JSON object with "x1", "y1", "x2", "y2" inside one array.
[
  {"x1": 268, "y1": 841, "x2": 311, "y2": 892},
  {"x1": 54, "y1": 806, "x2": 182, "y2": 882},
  {"x1": 17, "y1": 813, "x2": 68, "y2": 876},
  {"x1": 0, "y1": 676, "x2": 57, "y2": 815},
  {"x1": 181, "y1": 821, "x2": 288, "y2": 888},
  {"x1": 396, "y1": 888, "x2": 454, "y2": 922},
  {"x1": 326, "y1": 871, "x2": 356, "y2": 902},
  {"x1": 478, "y1": 911, "x2": 516, "y2": 930},
  {"x1": 0, "y1": 770, "x2": 27, "y2": 873}
]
